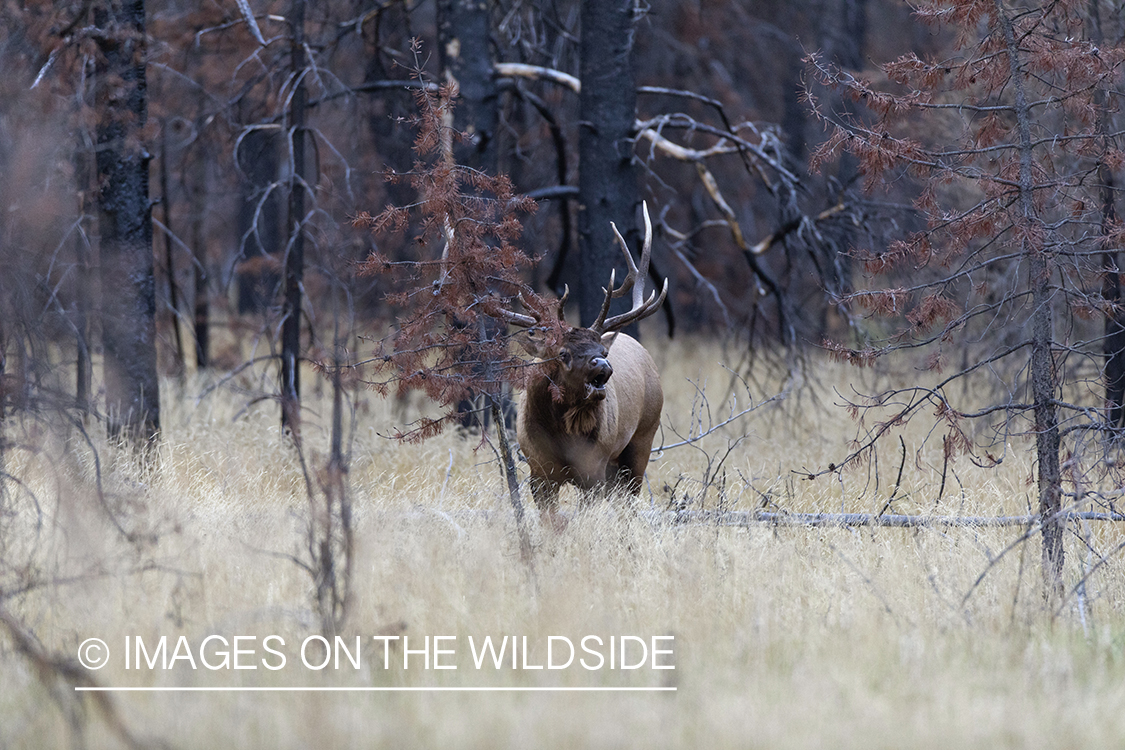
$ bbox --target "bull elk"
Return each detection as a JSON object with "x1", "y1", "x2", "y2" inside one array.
[{"x1": 498, "y1": 203, "x2": 667, "y2": 519}]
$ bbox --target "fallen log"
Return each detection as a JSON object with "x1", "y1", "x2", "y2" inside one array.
[{"x1": 641, "y1": 510, "x2": 1125, "y2": 528}]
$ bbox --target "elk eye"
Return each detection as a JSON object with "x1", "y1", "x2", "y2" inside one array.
[{"x1": 559, "y1": 350, "x2": 571, "y2": 364}]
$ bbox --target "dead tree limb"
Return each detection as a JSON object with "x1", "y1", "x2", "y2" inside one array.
[{"x1": 644, "y1": 510, "x2": 1125, "y2": 527}]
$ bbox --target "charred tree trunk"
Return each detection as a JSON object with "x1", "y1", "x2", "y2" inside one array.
[
  {"x1": 190, "y1": 115, "x2": 210, "y2": 370},
  {"x1": 159, "y1": 120, "x2": 185, "y2": 377},
  {"x1": 1101, "y1": 158, "x2": 1125, "y2": 433},
  {"x1": 315, "y1": 294, "x2": 353, "y2": 636},
  {"x1": 280, "y1": 0, "x2": 308, "y2": 438},
  {"x1": 491, "y1": 395, "x2": 533, "y2": 568},
  {"x1": 193, "y1": 246, "x2": 209, "y2": 370},
  {"x1": 834, "y1": 0, "x2": 867, "y2": 69},
  {"x1": 813, "y1": 0, "x2": 867, "y2": 341},
  {"x1": 437, "y1": 0, "x2": 509, "y2": 431},
  {"x1": 74, "y1": 142, "x2": 93, "y2": 415},
  {"x1": 577, "y1": 0, "x2": 640, "y2": 332},
  {"x1": 361, "y1": 3, "x2": 416, "y2": 212},
  {"x1": 235, "y1": 128, "x2": 282, "y2": 314},
  {"x1": 94, "y1": 0, "x2": 160, "y2": 442},
  {"x1": 1091, "y1": 2, "x2": 1125, "y2": 433},
  {"x1": 1030, "y1": 243, "x2": 1063, "y2": 598},
  {"x1": 188, "y1": 48, "x2": 210, "y2": 371},
  {"x1": 437, "y1": 0, "x2": 497, "y2": 171},
  {"x1": 998, "y1": 3, "x2": 1062, "y2": 598}
]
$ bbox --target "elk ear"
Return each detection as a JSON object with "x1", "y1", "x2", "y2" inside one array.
[
  {"x1": 517, "y1": 329, "x2": 550, "y2": 359},
  {"x1": 601, "y1": 331, "x2": 621, "y2": 352}
]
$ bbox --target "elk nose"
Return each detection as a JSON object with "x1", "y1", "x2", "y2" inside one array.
[{"x1": 592, "y1": 357, "x2": 612, "y2": 380}]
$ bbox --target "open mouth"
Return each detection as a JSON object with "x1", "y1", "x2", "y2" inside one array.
[{"x1": 584, "y1": 371, "x2": 610, "y2": 401}]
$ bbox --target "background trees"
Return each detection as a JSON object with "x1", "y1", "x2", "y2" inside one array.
[
  {"x1": 0, "y1": 0, "x2": 920, "y2": 433},
  {"x1": 0, "y1": 0, "x2": 1119, "y2": 586},
  {"x1": 3, "y1": 5, "x2": 1125, "y2": 742},
  {"x1": 807, "y1": 0, "x2": 1125, "y2": 595},
  {"x1": 4, "y1": 4, "x2": 1125, "y2": 745}
]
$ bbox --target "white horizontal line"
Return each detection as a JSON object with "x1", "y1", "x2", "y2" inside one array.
[{"x1": 75, "y1": 686, "x2": 676, "y2": 693}]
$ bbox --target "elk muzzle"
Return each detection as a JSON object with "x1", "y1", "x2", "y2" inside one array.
[{"x1": 585, "y1": 357, "x2": 612, "y2": 401}]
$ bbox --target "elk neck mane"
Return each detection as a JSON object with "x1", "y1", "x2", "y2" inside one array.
[
  {"x1": 562, "y1": 400, "x2": 600, "y2": 438},
  {"x1": 529, "y1": 362, "x2": 602, "y2": 439}
]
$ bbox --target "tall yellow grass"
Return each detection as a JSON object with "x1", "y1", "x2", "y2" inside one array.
[{"x1": 2, "y1": 338, "x2": 1124, "y2": 748}]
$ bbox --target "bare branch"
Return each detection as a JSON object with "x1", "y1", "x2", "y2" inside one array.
[{"x1": 493, "y1": 62, "x2": 580, "y2": 94}]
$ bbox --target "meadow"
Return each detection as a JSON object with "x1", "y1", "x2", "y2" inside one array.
[{"x1": 2, "y1": 337, "x2": 1125, "y2": 749}]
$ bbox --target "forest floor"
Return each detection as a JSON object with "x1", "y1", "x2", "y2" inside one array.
[{"x1": 3, "y1": 337, "x2": 1125, "y2": 749}]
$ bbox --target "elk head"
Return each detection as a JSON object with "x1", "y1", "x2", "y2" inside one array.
[{"x1": 498, "y1": 201, "x2": 668, "y2": 406}]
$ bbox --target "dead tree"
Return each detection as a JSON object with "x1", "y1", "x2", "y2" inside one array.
[
  {"x1": 356, "y1": 55, "x2": 540, "y2": 557},
  {"x1": 577, "y1": 0, "x2": 641, "y2": 331},
  {"x1": 807, "y1": 0, "x2": 1125, "y2": 599},
  {"x1": 235, "y1": 128, "x2": 282, "y2": 315},
  {"x1": 437, "y1": 0, "x2": 511, "y2": 431},
  {"x1": 280, "y1": 0, "x2": 308, "y2": 439},
  {"x1": 93, "y1": 0, "x2": 160, "y2": 442}
]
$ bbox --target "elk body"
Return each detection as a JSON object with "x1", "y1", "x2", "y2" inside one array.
[{"x1": 500, "y1": 204, "x2": 667, "y2": 516}]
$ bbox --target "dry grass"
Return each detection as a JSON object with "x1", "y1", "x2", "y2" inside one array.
[{"x1": 3, "y1": 338, "x2": 1125, "y2": 749}]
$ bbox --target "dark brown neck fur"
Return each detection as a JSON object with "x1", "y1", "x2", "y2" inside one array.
[{"x1": 527, "y1": 369, "x2": 601, "y2": 439}]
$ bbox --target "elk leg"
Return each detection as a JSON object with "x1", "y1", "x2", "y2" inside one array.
[
  {"x1": 574, "y1": 464, "x2": 613, "y2": 507},
  {"x1": 603, "y1": 460, "x2": 637, "y2": 496},
  {"x1": 530, "y1": 475, "x2": 568, "y2": 531},
  {"x1": 613, "y1": 443, "x2": 648, "y2": 494},
  {"x1": 529, "y1": 475, "x2": 560, "y2": 511}
]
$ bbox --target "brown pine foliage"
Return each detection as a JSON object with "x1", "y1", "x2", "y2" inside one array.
[
  {"x1": 806, "y1": 0, "x2": 1125, "y2": 594},
  {"x1": 355, "y1": 48, "x2": 549, "y2": 442}
]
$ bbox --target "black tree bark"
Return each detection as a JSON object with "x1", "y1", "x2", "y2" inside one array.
[
  {"x1": 94, "y1": 0, "x2": 160, "y2": 441},
  {"x1": 1091, "y1": 2, "x2": 1125, "y2": 432},
  {"x1": 1102, "y1": 163, "x2": 1125, "y2": 431},
  {"x1": 437, "y1": 0, "x2": 497, "y2": 171},
  {"x1": 577, "y1": 0, "x2": 640, "y2": 330},
  {"x1": 187, "y1": 48, "x2": 210, "y2": 370},
  {"x1": 437, "y1": 0, "x2": 510, "y2": 431},
  {"x1": 190, "y1": 113, "x2": 210, "y2": 370},
  {"x1": 235, "y1": 128, "x2": 282, "y2": 314},
  {"x1": 74, "y1": 143, "x2": 93, "y2": 415},
  {"x1": 280, "y1": 0, "x2": 308, "y2": 438},
  {"x1": 996, "y1": 2, "x2": 1062, "y2": 597},
  {"x1": 1102, "y1": 211, "x2": 1120, "y2": 431},
  {"x1": 159, "y1": 121, "x2": 185, "y2": 376}
]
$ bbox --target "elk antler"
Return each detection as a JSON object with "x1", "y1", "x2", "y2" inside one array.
[
  {"x1": 555, "y1": 284, "x2": 569, "y2": 322},
  {"x1": 491, "y1": 293, "x2": 540, "y2": 329},
  {"x1": 492, "y1": 285, "x2": 569, "y2": 329},
  {"x1": 590, "y1": 201, "x2": 668, "y2": 335}
]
